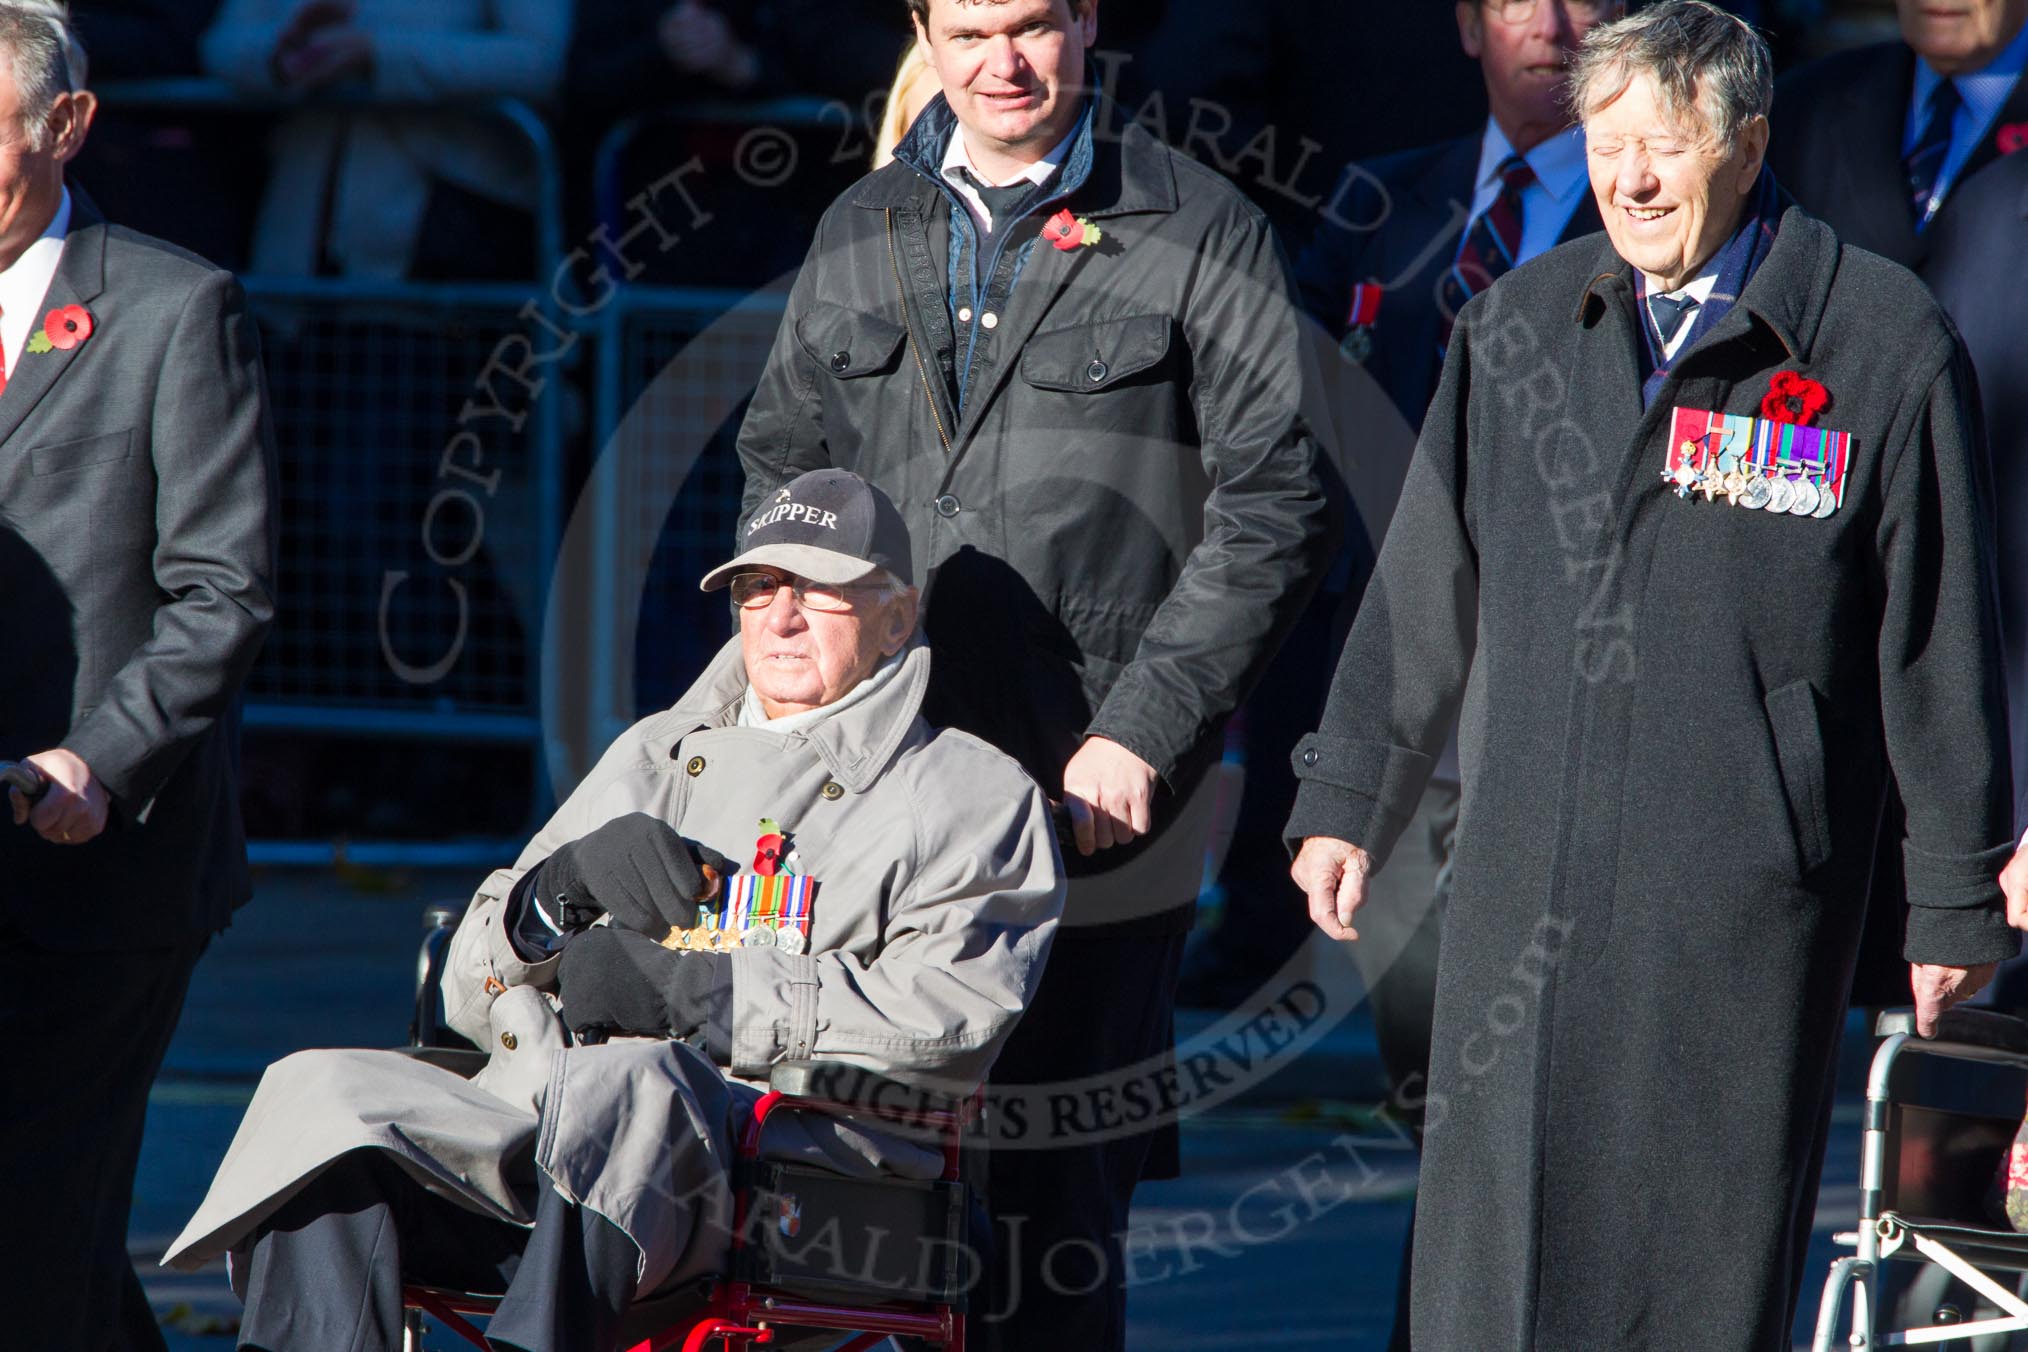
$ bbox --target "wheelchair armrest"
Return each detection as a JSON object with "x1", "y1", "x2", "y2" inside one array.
[
  {"x1": 1875, "y1": 1006, "x2": 2028, "y2": 1054},
  {"x1": 766, "y1": 1059, "x2": 963, "y2": 1119},
  {"x1": 410, "y1": 898, "x2": 474, "y2": 1052}
]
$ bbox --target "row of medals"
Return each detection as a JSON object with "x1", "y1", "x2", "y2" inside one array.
[
  {"x1": 662, "y1": 920, "x2": 808, "y2": 954},
  {"x1": 1667, "y1": 443, "x2": 1839, "y2": 518}
]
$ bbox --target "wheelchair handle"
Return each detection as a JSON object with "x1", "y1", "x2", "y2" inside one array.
[{"x1": 0, "y1": 761, "x2": 48, "y2": 807}]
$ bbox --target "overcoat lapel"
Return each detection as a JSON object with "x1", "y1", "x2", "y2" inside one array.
[{"x1": 0, "y1": 192, "x2": 107, "y2": 452}]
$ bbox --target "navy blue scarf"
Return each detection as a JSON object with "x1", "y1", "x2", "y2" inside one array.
[{"x1": 1637, "y1": 167, "x2": 1783, "y2": 408}]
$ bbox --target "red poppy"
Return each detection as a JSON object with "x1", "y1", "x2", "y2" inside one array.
[
  {"x1": 1041, "y1": 209, "x2": 1084, "y2": 252},
  {"x1": 1999, "y1": 122, "x2": 2028, "y2": 156},
  {"x1": 44, "y1": 304, "x2": 92, "y2": 351},
  {"x1": 753, "y1": 832, "x2": 785, "y2": 877},
  {"x1": 1760, "y1": 370, "x2": 1829, "y2": 426}
]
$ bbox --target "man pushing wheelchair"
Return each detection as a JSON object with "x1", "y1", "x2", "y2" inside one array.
[{"x1": 165, "y1": 470, "x2": 1066, "y2": 1352}]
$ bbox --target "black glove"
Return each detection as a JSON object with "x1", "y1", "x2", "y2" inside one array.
[
  {"x1": 557, "y1": 926, "x2": 730, "y2": 1046},
  {"x1": 523, "y1": 813, "x2": 731, "y2": 939}
]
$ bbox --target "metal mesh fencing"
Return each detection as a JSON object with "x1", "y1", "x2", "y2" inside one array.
[{"x1": 245, "y1": 287, "x2": 549, "y2": 720}]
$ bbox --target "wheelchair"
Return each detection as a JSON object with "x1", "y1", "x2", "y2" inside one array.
[
  {"x1": 398, "y1": 903, "x2": 976, "y2": 1352},
  {"x1": 1811, "y1": 1006, "x2": 2028, "y2": 1350}
]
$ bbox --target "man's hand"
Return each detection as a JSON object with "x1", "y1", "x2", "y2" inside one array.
[
  {"x1": 527, "y1": 814, "x2": 730, "y2": 938},
  {"x1": 1061, "y1": 737, "x2": 1158, "y2": 856},
  {"x1": 268, "y1": 0, "x2": 351, "y2": 84},
  {"x1": 557, "y1": 927, "x2": 721, "y2": 1039},
  {"x1": 1291, "y1": 836, "x2": 1371, "y2": 941},
  {"x1": 657, "y1": 0, "x2": 759, "y2": 89},
  {"x1": 2002, "y1": 834, "x2": 2028, "y2": 929},
  {"x1": 9, "y1": 749, "x2": 109, "y2": 846},
  {"x1": 1911, "y1": 961, "x2": 1998, "y2": 1038}
]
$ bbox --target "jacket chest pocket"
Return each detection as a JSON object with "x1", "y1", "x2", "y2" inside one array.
[
  {"x1": 20, "y1": 428, "x2": 149, "y2": 541},
  {"x1": 797, "y1": 301, "x2": 907, "y2": 383},
  {"x1": 1020, "y1": 314, "x2": 1175, "y2": 399}
]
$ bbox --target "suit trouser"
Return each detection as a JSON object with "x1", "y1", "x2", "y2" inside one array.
[
  {"x1": 1343, "y1": 781, "x2": 1458, "y2": 1352},
  {"x1": 981, "y1": 926, "x2": 1188, "y2": 1352},
  {"x1": 0, "y1": 926, "x2": 204, "y2": 1352},
  {"x1": 237, "y1": 1150, "x2": 641, "y2": 1352}
]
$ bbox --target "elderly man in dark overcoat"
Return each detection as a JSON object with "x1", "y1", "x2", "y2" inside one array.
[
  {"x1": 1287, "y1": 4, "x2": 2018, "y2": 1347},
  {"x1": 735, "y1": 0, "x2": 1333, "y2": 1343}
]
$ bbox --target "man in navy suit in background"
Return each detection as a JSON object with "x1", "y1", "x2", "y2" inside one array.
[
  {"x1": 1769, "y1": 0, "x2": 2028, "y2": 274},
  {"x1": 1767, "y1": 0, "x2": 2028, "y2": 1010}
]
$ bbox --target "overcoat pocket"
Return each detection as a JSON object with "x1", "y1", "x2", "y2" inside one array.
[
  {"x1": 1766, "y1": 678, "x2": 1833, "y2": 876},
  {"x1": 1020, "y1": 314, "x2": 1173, "y2": 392},
  {"x1": 795, "y1": 301, "x2": 906, "y2": 380}
]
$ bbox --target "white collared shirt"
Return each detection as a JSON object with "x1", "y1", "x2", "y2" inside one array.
[
  {"x1": 940, "y1": 123, "x2": 1077, "y2": 235},
  {"x1": 1645, "y1": 264, "x2": 1721, "y2": 361},
  {"x1": 0, "y1": 187, "x2": 70, "y2": 376},
  {"x1": 1906, "y1": 20, "x2": 2028, "y2": 215},
  {"x1": 1468, "y1": 120, "x2": 1589, "y2": 265}
]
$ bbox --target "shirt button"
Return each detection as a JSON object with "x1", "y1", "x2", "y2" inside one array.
[
  {"x1": 1300, "y1": 747, "x2": 1319, "y2": 767},
  {"x1": 1087, "y1": 359, "x2": 1109, "y2": 383},
  {"x1": 981, "y1": 312, "x2": 999, "y2": 330},
  {"x1": 934, "y1": 494, "x2": 961, "y2": 518},
  {"x1": 830, "y1": 350, "x2": 850, "y2": 373},
  {"x1": 957, "y1": 306, "x2": 973, "y2": 323}
]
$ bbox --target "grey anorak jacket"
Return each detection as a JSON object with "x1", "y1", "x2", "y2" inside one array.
[{"x1": 166, "y1": 639, "x2": 1063, "y2": 1294}]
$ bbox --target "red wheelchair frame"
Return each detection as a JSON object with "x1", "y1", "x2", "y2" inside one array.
[{"x1": 402, "y1": 1067, "x2": 976, "y2": 1352}]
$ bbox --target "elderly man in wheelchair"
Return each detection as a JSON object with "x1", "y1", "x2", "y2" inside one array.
[{"x1": 166, "y1": 469, "x2": 1065, "y2": 1352}]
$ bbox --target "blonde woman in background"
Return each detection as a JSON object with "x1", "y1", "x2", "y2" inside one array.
[{"x1": 871, "y1": 40, "x2": 937, "y2": 168}]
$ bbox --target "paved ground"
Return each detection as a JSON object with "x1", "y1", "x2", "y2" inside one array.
[{"x1": 133, "y1": 868, "x2": 1870, "y2": 1350}]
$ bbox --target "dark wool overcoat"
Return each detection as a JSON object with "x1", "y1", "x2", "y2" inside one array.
[{"x1": 1287, "y1": 207, "x2": 2017, "y2": 1350}]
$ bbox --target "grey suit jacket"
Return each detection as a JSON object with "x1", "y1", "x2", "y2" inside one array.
[{"x1": 0, "y1": 188, "x2": 276, "y2": 951}]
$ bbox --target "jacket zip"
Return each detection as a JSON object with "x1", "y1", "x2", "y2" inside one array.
[{"x1": 886, "y1": 209, "x2": 953, "y2": 456}]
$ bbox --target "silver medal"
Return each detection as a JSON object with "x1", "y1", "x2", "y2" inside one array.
[
  {"x1": 740, "y1": 924, "x2": 776, "y2": 949},
  {"x1": 1766, "y1": 476, "x2": 1796, "y2": 513},
  {"x1": 1740, "y1": 475, "x2": 1773, "y2": 510},
  {"x1": 775, "y1": 927, "x2": 807, "y2": 956},
  {"x1": 1786, "y1": 477, "x2": 1819, "y2": 516},
  {"x1": 1812, "y1": 476, "x2": 1839, "y2": 518}
]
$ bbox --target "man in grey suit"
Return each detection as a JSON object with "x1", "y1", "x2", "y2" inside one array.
[{"x1": 0, "y1": 7, "x2": 276, "y2": 1347}]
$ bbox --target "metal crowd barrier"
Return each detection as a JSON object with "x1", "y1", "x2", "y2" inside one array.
[
  {"x1": 97, "y1": 82, "x2": 569, "y2": 866},
  {"x1": 86, "y1": 85, "x2": 855, "y2": 866}
]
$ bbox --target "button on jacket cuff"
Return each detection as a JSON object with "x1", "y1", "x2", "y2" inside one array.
[{"x1": 442, "y1": 869, "x2": 563, "y2": 1046}]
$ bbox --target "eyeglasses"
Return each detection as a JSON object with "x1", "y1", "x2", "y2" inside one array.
[
  {"x1": 728, "y1": 572, "x2": 867, "y2": 612},
  {"x1": 1484, "y1": 0, "x2": 1613, "y2": 23}
]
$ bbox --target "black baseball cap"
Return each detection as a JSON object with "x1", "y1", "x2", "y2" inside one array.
[{"x1": 700, "y1": 469, "x2": 915, "y2": 592}]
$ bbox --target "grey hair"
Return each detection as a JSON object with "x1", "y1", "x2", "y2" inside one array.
[
  {"x1": 0, "y1": 1, "x2": 81, "y2": 152},
  {"x1": 1567, "y1": 0, "x2": 1772, "y2": 153}
]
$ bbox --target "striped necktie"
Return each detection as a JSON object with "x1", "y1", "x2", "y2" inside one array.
[
  {"x1": 1440, "y1": 153, "x2": 1535, "y2": 349},
  {"x1": 1904, "y1": 78, "x2": 1962, "y2": 230}
]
